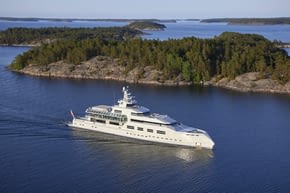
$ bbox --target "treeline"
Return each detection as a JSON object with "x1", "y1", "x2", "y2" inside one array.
[
  {"x1": 128, "y1": 21, "x2": 166, "y2": 30},
  {"x1": 10, "y1": 32, "x2": 290, "y2": 83},
  {"x1": 0, "y1": 27, "x2": 142, "y2": 45},
  {"x1": 201, "y1": 17, "x2": 290, "y2": 25}
]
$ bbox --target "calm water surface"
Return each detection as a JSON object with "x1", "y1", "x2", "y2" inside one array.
[
  {"x1": 143, "y1": 21, "x2": 290, "y2": 42},
  {"x1": 1, "y1": 21, "x2": 290, "y2": 193},
  {"x1": 1, "y1": 46, "x2": 290, "y2": 193},
  {"x1": 0, "y1": 20, "x2": 127, "y2": 30}
]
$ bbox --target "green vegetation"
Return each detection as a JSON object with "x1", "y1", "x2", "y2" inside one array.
[
  {"x1": 9, "y1": 29, "x2": 290, "y2": 83},
  {"x1": 0, "y1": 27, "x2": 142, "y2": 45},
  {"x1": 128, "y1": 21, "x2": 166, "y2": 30},
  {"x1": 201, "y1": 17, "x2": 290, "y2": 25}
]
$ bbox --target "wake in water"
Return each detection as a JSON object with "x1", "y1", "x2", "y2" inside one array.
[{"x1": 0, "y1": 104, "x2": 70, "y2": 139}]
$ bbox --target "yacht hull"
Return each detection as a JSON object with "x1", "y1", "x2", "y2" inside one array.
[{"x1": 69, "y1": 118, "x2": 215, "y2": 149}]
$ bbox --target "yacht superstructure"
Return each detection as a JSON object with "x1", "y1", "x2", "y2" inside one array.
[{"x1": 68, "y1": 86, "x2": 215, "y2": 149}]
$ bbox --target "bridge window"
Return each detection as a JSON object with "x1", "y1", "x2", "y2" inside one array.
[{"x1": 137, "y1": 127, "x2": 143, "y2": 131}]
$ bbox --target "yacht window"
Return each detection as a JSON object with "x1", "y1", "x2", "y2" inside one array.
[
  {"x1": 96, "y1": 119, "x2": 106, "y2": 124},
  {"x1": 109, "y1": 121, "x2": 119, "y2": 125},
  {"x1": 131, "y1": 112, "x2": 150, "y2": 116},
  {"x1": 157, "y1": 130, "x2": 166, "y2": 135},
  {"x1": 127, "y1": 125, "x2": 134, "y2": 129},
  {"x1": 137, "y1": 127, "x2": 143, "y2": 131},
  {"x1": 131, "y1": 119, "x2": 143, "y2": 122},
  {"x1": 131, "y1": 119, "x2": 164, "y2": 126},
  {"x1": 147, "y1": 129, "x2": 153, "y2": 133},
  {"x1": 114, "y1": 110, "x2": 122, "y2": 114}
]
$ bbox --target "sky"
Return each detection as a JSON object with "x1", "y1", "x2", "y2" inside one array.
[{"x1": 1, "y1": 0, "x2": 289, "y2": 19}]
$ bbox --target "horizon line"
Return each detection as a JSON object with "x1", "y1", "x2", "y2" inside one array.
[{"x1": 1, "y1": 16, "x2": 290, "y2": 21}]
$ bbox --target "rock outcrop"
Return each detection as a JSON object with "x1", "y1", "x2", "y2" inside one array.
[
  {"x1": 19, "y1": 56, "x2": 190, "y2": 86},
  {"x1": 205, "y1": 72, "x2": 290, "y2": 94}
]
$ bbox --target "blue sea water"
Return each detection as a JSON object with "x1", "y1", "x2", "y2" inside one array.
[
  {"x1": 143, "y1": 21, "x2": 290, "y2": 42},
  {"x1": 0, "y1": 20, "x2": 128, "y2": 30},
  {"x1": 1, "y1": 21, "x2": 290, "y2": 193}
]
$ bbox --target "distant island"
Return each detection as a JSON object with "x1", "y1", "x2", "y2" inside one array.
[
  {"x1": 0, "y1": 17, "x2": 176, "y2": 23},
  {"x1": 201, "y1": 17, "x2": 290, "y2": 25},
  {"x1": 127, "y1": 21, "x2": 166, "y2": 31},
  {"x1": 0, "y1": 27, "x2": 143, "y2": 46},
  {"x1": 1, "y1": 25, "x2": 289, "y2": 94}
]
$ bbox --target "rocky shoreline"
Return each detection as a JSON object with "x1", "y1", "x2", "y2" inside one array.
[
  {"x1": 16, "y1": 56, "x2": 191, "y2": 86},
  {"x1": 14, "y1": 56, "x2": 290, "y2": 94},
  {"x1": 205, "y1": 73, "x2": 290, "y2": 94}
]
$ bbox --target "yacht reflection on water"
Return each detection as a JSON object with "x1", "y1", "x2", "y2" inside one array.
[{"x1": 71, "y1": 128, "x2": 214, "y2": 163}]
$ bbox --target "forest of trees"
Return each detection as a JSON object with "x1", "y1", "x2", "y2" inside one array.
[
  {"x1": 127, "y1": 21, "x2": 166, "y2": 30},
  {"x1": 7, "y1": 28, "x2": 290, "y2": 83},
  {"x1": 0, "y1": 27, "x2": 142, "y2": 45}
]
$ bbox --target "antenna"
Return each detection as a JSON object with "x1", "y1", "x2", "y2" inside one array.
[{"x1": 70, "y1": 110, "x2": 75, "y2": 119}]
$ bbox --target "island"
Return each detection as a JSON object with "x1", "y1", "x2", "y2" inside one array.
[
  {"x1": 1, "y1": 27, "x2": 289, "y2": 94},
  {"x1": 0, "y1": 17, "x2": 176, "y2": 23},
  {"x1": 201, "y1": 17, "x2": 290, "y2": 25},
  {"x1": 127, "y1": 21, "x2": 166, "y2": 31},
  {"x1": 0, "y1": 27, "x2": 142, "y2": 46}
]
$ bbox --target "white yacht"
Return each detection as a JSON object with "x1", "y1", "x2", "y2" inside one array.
[{"x1": 68, "y1": 86, "x2": 215, "y2": 149}]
